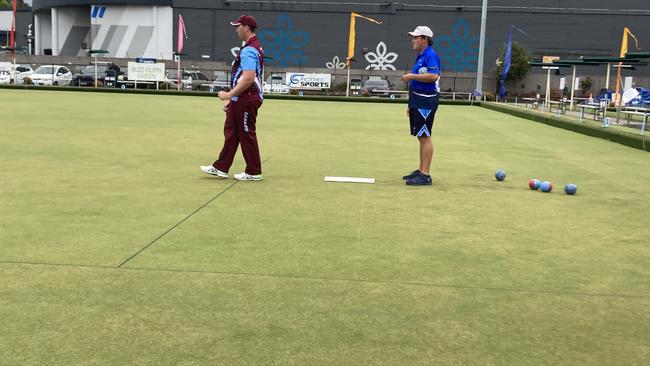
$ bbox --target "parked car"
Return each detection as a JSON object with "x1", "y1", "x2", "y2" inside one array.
[
  {"x1": 30, "y1": 65, "x2": 73, "y2": 86},
  {"x1": 165, "y1": 69, "x2": 210, "y2": 90},
  {"x1": 263, "y1": 74, "x2": 290, "y2": 94},
  {"x1": 0, "y1": 63, "x2": 33, "y2": 85},
  {"x1": 0, "y1": 62, "x2": 10, "y2": 85},
  {"x1": 71, "y1": 63, "x2": 121, "y2": 86},
  {"x1": 12, "y1": 64, "x2": 33, "y2": 84},
  {"x1": 200, "y1": 72, "x2": 230, "y2": 93},
  {"x1": 361, "y1": 79, "x2": 391, "y2": 97}
]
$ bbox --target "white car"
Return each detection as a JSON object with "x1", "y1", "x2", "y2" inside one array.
[
  {"x1": 263, "y1": 74, "x2": 290, "y2": 94},
  {"x1": 31, "y1": 65, "x2": 73, "y2": 86},
  {"x1": 0, "y1": 62, "x2": 11, "y2": 85},
  {"x1": 12, "y1": 64, "x2": 33, "y2": 84},
  {"x1": 0, "y1": 64, "x2": 34, "y2": 85}
]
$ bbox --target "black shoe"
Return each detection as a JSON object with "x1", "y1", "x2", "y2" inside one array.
[
  {"x1": 402, "y1": 169, "x2": 421, "y2": 180},
  {"x1": 406, "y1": 172, "x2": 432, "y2": 186}
]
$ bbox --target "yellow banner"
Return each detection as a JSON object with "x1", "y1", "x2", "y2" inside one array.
[
  {"x1": 615, "y1": 27, "x2": 640, "y2": 104},
  {"x1": 346, "y1": 12, "x2": 382, "y2": 67},
  {"x1": 619, "y1": 27, "x2": 639, "y2": 57}
]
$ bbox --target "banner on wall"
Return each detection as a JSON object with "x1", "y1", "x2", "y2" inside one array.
[{"x1": 286, "y1": 73, "x2": 331, "y2": 89}]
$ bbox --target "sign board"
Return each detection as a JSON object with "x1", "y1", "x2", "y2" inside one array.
[
  {"x1": 136, "y1": 58, "x2": 157, "y2": 64},
  {"x1": 624, "y1": 76, "x2": 633, "y2": 91},
  {"x1": 559, "y1": 78, "x2": 566, "y2": 90},
  {"x1": 542, "y1": 56, "x2": 560, "y2": 64},
  {"x1": 574, "y1": 77, "x2": 580, "y2": 90},
  {"x1": 285, "y1": 73, "x2": 331, "y2": 90},
  {"x1": 622, "y1": 88, "x2": 640, "y2": 105},
  {"x1": 127, "y1": 62, "x2": 165, "y2": 81}
]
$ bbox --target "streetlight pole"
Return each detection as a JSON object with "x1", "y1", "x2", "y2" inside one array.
[{"x1": 475, "y1": 0, "x2": 488, "y2": 99}]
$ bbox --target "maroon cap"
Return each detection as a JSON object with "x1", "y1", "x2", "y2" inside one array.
[{"x1": 230, "y1": 15, "x2": 257, "y2": 29}]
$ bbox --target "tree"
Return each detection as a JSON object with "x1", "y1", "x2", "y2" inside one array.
[
  {"x1": 494, "y1": 42, "x2": 532, "y2": 95},
  {"x1": 0, "y1": 1, "x2": 28, "y2": 8}
]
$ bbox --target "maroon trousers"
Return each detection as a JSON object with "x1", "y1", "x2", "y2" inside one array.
[{"x1": 213, "y1": 99, "x2": 263, "y2": 175}]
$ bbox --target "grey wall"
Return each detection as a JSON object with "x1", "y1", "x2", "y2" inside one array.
[{"x1": 172, "y1": 1, "x2": 650, "y2": 76}]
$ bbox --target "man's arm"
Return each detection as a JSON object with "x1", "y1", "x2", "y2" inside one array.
[
  {"x1": 220, "y1": 71, "x2": 255, "y2": 100},
  {"x1": 218, "y1": 47, "x2": 259, "y2": 101},
  {"x1": 402, "y1": 73, "x2": 439, "y2": 83}
]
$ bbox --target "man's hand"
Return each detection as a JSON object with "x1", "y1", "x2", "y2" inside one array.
[
  {"x1": 222, "y1": 99, "x2": 230, "y2": 112},
  {"x1": 402, "y1": 73, "x2": 415, "y2": 83},
  {"x1": 406, "y1": 107, "x2": 409, "y2": 117},
  {"x1": 218, "y1": 91, "x2": 231, "y2": 101}
]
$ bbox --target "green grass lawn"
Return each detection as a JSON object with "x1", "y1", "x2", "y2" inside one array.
[{"x1": 1, "y1": 89, "x2": 649, "y2": 365}]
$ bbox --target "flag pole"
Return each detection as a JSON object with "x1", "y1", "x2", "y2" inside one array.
[
  {"x1": 176, "y1": 15, "x2": 188, "y2": 91},
  {"x1": 475, "y1": 0, "x2": 488, "y2": 100},
  {"x1": 177, "y1": 55, "x2": 181, "y2": 90},
  {"x1": 10, "y1": 0, "x2": 17, "y2": 85},
  {"x1": 345, "y1": 12, "x2": 382, "y2": 98},
  {"x1": 614, "y1": 27, "x2": 638, "y2": 106}
]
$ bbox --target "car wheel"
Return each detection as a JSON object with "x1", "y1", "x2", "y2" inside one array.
[{"x1": 53, "y1": 81, "x2": 58, "y2": 86}]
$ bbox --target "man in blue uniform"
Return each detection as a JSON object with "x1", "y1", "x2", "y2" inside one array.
[{"x1": 401, "y1": 26, "x2": 441, "y2": 186}]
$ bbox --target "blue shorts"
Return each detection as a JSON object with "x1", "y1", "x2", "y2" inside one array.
[
  {"x1": 408, "y1": 90, "x2": 439, "y2": 137},
  {"x1": 409, "y1": 108, "x2": 437, "y2": 137}
]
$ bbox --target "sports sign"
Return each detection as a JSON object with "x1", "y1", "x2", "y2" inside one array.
[{"x1": 286, "y1": 73, "x2": 331, "y2": 90}]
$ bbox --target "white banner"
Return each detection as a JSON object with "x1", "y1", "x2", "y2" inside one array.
[
  {"x1": 286, "y1": 73, "x2": 331, "y2": 89},
  {"x1": 622, "y1": 88, "x2": 640, "y2": 105},
  {"x1": 128, "y1": 62, "x2": 165, "y2": 81},
  {"x1": 624, "y1": 76, "x2": 633, "y2": 91},
  {"x1": 574, "y1": 77, "x2": 580, "y2": 90},
  {"x1": 559, "y1": 77, "x2": 565, "y2": 91}
]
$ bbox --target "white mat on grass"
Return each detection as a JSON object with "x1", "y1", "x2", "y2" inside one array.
[{"x1": 324, "y1": 176, "x2": 375, "y2": 184}]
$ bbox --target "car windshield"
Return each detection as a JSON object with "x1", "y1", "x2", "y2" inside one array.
[
  {"x1": 214, "y1": 73, "x2": 228, "y2": 82},
  {"x1": 34, "y1": 66, "x2": 57, "y2": 74},
  {"x1": 81, "y1": 65, "x2": 108, "y2": 74},
  {"x1": 364, "y1": 80, "x2": 388, "y2": 88},
  {"x1": 167, "y1": 70, "x2": 190, "y2": 80}
]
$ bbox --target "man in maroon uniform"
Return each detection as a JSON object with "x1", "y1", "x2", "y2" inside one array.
[{"x1": 201, "y1": 15, "x2": 265, "y2": 181}]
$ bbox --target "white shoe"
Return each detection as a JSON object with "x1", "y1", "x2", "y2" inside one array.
[
  {"x1": 200, "y1": 165, "x2": 228, "y2": 178},
  {"x1": 234, "y1": 172, "x2": 263, "y2": 181}
]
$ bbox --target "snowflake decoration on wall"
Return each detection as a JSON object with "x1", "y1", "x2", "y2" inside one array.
[
  {"x1": 364, "y1": 41, "x2": 398, "y2": 70},
  {"x1": 326, "y1": 55, "x2": 346, "y2": 69},
  {"x1": 434, "y1": 19, "x2": 483, "y2": 72},
  {"x1": 257, "y1": 13, "x2": 310, "y2": 67}
]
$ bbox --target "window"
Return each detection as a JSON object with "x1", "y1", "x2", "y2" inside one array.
[
  {"x1": 0, "y1": 31, "x2": 8, "y2": 47},
  {"x1": 35, "y1": 66, "x2": 56, "y2": 75}
]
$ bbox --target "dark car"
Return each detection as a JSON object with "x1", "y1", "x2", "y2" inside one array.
[{"x1": 72, "y1": 64, "x2": 121, "y2": 86}]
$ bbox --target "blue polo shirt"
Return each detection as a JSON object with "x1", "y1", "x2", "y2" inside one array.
[
  {"x1": 231, "y1": 36, "x2": 264, "y2": 102},
  {"x1": 409, "y1": 47, "x2": 441, "y2": 94}
]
